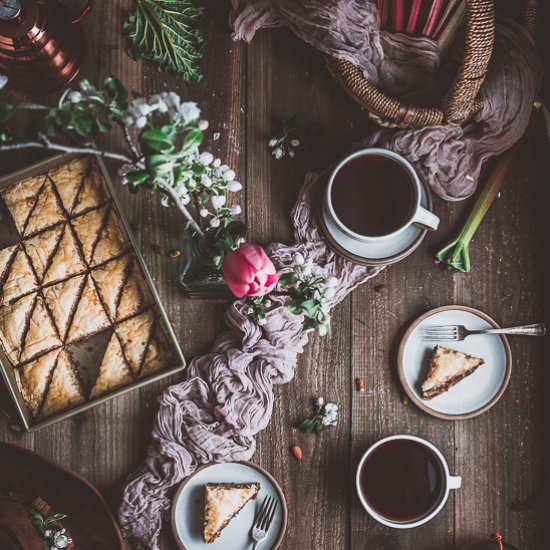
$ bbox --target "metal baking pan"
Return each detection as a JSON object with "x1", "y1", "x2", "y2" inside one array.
[{"x1": 0, "y1": 153, "x2": 186, "y2": 431}]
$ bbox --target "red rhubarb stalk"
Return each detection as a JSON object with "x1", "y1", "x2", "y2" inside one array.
[
  {"x1": 406, "y1": 0, "x2": 423, "y2": 34},
  {"x1": 392, "y1": 0, "x2": 405, "y2": 32},
  {"x1": 378, "y1": 0, "x2": 389, "y2": 29},
  {"x1": 423, "y1": 0, "x2": 446, "y2": 38}
]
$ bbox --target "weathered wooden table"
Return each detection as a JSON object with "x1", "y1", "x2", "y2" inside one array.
[{"x1": 1, "y1": 2, "x2": 549, "y2": 549}]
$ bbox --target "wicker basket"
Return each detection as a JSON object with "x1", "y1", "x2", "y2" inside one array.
[{"x1": 326, "y1": 0, "x2": 535, "y2": 129}]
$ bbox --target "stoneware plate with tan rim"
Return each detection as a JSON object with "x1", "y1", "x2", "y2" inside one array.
[
  {"x1": 171, "y1": 461, "x2": 287, "y2": 550},
  {"x1": 398, "y1": 306, "x2": 512, "y2": 420}
]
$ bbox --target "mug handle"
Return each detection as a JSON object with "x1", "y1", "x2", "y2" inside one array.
[
  {"x1": 448, "y1": 475, "x2": 462, "y2": 490},
  {"x1": 412, "y1": 205, "x2": 440, "y2": 231},
  {"x1": 72, "y1": 0, "x2": 95, "y2": 24}
]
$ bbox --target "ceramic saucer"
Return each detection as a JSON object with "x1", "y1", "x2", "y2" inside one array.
[
  {"x1": 398, "y1": 306, "x2": 512, "y2": 420},
  {"x1": 171, "y1": 461, "x2": 287, "y2": 550},
  {"x1": 319, "y1": 179, "x2": 431, "y2": 266}
]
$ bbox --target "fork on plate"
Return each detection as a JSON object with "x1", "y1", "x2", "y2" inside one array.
[
  {"x1": 251, "y1": 495, "x2": 278, "y2": 549},
  {"x1": 421, "y1": 322, "x2": 546, "y2": 342}
]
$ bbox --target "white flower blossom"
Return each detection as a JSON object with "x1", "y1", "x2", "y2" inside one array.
[
  {"x1": 230, "y1": 204, "x2": 241, "y2": 215},
  {"x1": 257, "y1": 317, "x2": 267, "y2": 326},
  {"x1": 316, "y1": 396, "x2": 325, "y2": 406},
  {"x1": 292, "y1": 252, "x2": 305, "y2": 266},
  {"x1": 272, "y1": 147, "x2": 284, "y2": 160},
  {"x1": 198, "y1": 119, "x2": 209, "y2": 130},
  {"x1": 201, "y1": 174, "x2": 212, "y2": 188},
  {"x1": 209, "y1": 217, "x2": 221, "y2": 228},
  {"x1": 136, "y1": 116, "x2": 147, "y2": 129},
  {"x1": 268, "y1": 138, "x2": 278, "y2": 147},
  {"x1": 264, "y1": 299, "x2": 272, "y2": 308},
  {"x1": 290, "y1": 139, "x2": 300, "y2": 147},
  {"x1": 199, "y1": 208, "x2": 209, "y2": 218},
  {"x1": 200, "y1": 152, "x2": 214, "y2": 165},
  {"x1": 323, "y1": 287, "x2": 336, "y2": 299},
  {"x1": 325, "y1": 276, "x2": 338, "y2": 288},
  {"x1": 178, "y1": 101, "x2": 201, "y2": 124},
  {"x1": 223, "y1": 169, "x2": 236, "y2": 182},
  {"x1": 211, "y1": 195, "x2": 226, "y2": 209},
  {"x1": 212, "y1": 158, "x2": 221, "y2": 168},
  {"x1": 288, "y1": 150, "x2": 295, "y2": 158},
  {"x1": 227, "y1": 181, "x2": 242, "y2": 192},
  {"x1": 69, "y1": 91, "x2": 82, "y2": 103}
]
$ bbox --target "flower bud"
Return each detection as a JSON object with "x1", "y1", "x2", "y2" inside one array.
[
  {"x1": 198, "y1": 119, "x2": 209, "y2": 130},
  {"x1": 292, "y1": 252, "x2": 305, "y2": 266},
  {"x1": 223, "y1": 169, "x2": 236, "y2": 182},
  {"x1": 210, "y1": 217, "x2": 221, "y2": 228},
  {"x1": 227, "y1": 181, "x2": 243, "y2": 192},
  {"x1": 199, "y1": 208, "x2": 209, "y2": 218},
  {"x1": 269, "y1": 138, "x2": 278, "y2": 147},
  {"x1": 316, "y1": 396, "x2": 325, "y2": 406},
  {"x1": 200, "y1": 152, "x2": 214, "y2": 165},
  {"x1": 230, "y1": 204, "x2": 242, "y2": 215},
  {"x1": 272, "y1": 147, "x2": 284, "y2": 159}
]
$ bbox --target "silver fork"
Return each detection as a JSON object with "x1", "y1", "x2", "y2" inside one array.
[
  {"x1": 251, "y1": 495, "x2": 278, "y2": 549},
  {"x1": 422, "y1": 322, "x2": 546, "y2": 342}
]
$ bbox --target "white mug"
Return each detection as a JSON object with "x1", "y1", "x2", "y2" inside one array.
[
  {"x1": 356, "y1": 434, "x2": 462, "y2": 529},
  {"x1": 323, "y1": 148, "x2": 440, "y2": 245}
]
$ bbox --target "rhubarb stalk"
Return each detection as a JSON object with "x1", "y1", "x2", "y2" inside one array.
[
  {"x1": 378, "y1": 0, "x2": 389, "y2": 28},
  {"x1": 435, "y1": 140, "x2": 523, "y2": 272},
  {"x1": 406, "y1": 0, "x2": 423, "y2": 34},
  {"x1": 432, "y1": 0, "x2": 463, "y2": 40},
  {"x1": 423, "y1": 0, "x2": 446, "y2": 38},
  {"x1": 392, "y1": 0, "x2": 405, "y2": 32},
  {"x1": 437, "y1": 0, "x2": 467, "y2": 55}
]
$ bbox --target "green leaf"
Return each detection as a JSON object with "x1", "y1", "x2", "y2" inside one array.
[
  {"x1": 182, "y1": 128, "x2": 202, "y2": 153},
  {"x1": 140, "y1": 127, "x2": 175, "y2": 153},
  {"x1": 315, "y1": 422, "x2": 325, "y2": 434},
  {"x1": 299, "y1": 299, "x2": 320, "y2": 318},
  {"x1": 278, "y1": 272, "x2": 299, "y2": 286},
  {"x1": 124, "y1": 0, "x2": 204, "y2": 83},
  {"x1": 299, "y1": 419, "x2": 314, "y2": 433},
  {"x1": 0, "y1": 103, "x2": 14, "y2": 124},
  {"x1": 44, "y1": 513, "x2": 68, "y2": 524}
]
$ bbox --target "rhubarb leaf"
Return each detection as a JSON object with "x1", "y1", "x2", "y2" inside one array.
[{"x1": 124, "y1": 0, "x2": 204, "y2": 82}]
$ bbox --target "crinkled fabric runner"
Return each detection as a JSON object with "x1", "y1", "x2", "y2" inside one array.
[
  {"x1": 231, "y1": 0, "x2": 543, "y2": 201},
  {"x1": 119, "y1": 2, "x2": 542, "y2": 547},
  {"x1": 119, "y1": 174, "x2": 383, "y2": 548}
]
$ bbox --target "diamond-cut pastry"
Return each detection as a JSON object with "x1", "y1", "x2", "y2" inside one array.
[
  {"x1": 0, "y1": 292, "x2": 36, "y2": 364},
  {"x1": 66, "y1": 275, "x2": 109, "y2": 342},
  {"x1": 20, "y1": 294, "x2": 61, "y2": 363},
  {"x1": 116, "y1": 258, "x2": 153, "y2": 321},
  {"x1": 39, "y1": 350, "x2": 85, "y2": 419},
  {"x1": 421, "y1": 345, "x2": 485, "y2": 400},
  {"x1": 72, "y1": 159, "x2": 108, "y2": 215},
  {"x1": 139, "y1": 321, "x2": 173, "y2": 378},
  {"x1": 0, "y1": 174, "x2": 46, "y2": 235},
  {"x1": 17, "y1": 347, "x2": 60, "y2": 417},
  {"x1": 203, "y1": 483, "x2": 260, "y2": 544},
  {"x1": 91, "y1": 254, "x2": 131, "y2": 320},
  {"x1": 89, "y1": 333, "x2": 134, "y2": 399},
  {"x1": 0, "y1": 244, "x2": 17, "y2": 285},
  {"x1": 0, "y1": 247, "x2": 37, "y2": 305},
  {"x1": 115, "y1": 309, "x2": 155, "y2": 376},
  {"x1": 24, "y1": 179, "x2": 65, "y2": 237},
  {"x1": 48, "y1": 157, "x2": 89, "y2": 213},
  {"x1": 43, "y1": 275, "x2": 86, "y2": 341},
  {"x1": 42, "y1": 224, "x2": 86, "y2": 286},
  {"x1": 71, "y1": 205, "x2": 109, "y2": 264},
  {"x1": 91, "y1": 205, "x2": 130, "y2": 267},
  {"x1": 22, "y1": 225, "x2": 64, "y2": 283}
]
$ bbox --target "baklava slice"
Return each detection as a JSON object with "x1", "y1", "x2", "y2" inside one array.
[
  {"x1": 41, "y1": 224, "x2": 87, "y2": 286},
  {"x1": 39, "y1": 350, "x2": 85, "y2": 419},
  {"x1": 22, "y1": 225, "x2": 64, "y2": 283},
  {"x1": 90, "y1": 204, "x2": 130, "y2": 267},
  {"x1": 203, "y1": 483, "x2": 260, "y2": 544},
  {"x1": 43, "y1": 274, "x2": 86, "y2": 341},
  {"x1": 66, "y1": 275, "x2": 110, "y2": 343},
  {"x1": 72, "y1": 159, "x2": 108, "y2": 215},
  {"x1": 0, "y1": 246, "x2": 38, "y2": 305},
  {"x1": 0, "y1": 174, "x2": 46, "y2": 235},
  {"x1": 17, "y1": 347, "x2": 60, "y2": 417},
  {"x1": 49, "y1": 157, "x2": 89, "y2": 213},
  {"x1": 0, "y1": 292, "x2": 36, "y2": 364},
  {"x1": 71, "y1": 205, "x2": 109, "y2": 264},
  {"x1": 89, "y1": 332, "x2": 134, "y2": 399},
  {"x1": 0, "y1": 244, "x2": 17, "y2": 285},
  {"x1": 19, "y1": 294, "x2": 62, "y2": 363},
  {"x1": 421, "y1": 345, "x2": 485, "y2": 400},
  {"x1": 91, "y1": 254, "x2": 131, "y2": 321},
  {"x1": 24, "y1": 178, "x2": 65, "y2": 237},
  {"x1": 115, "y1": 308, "x2": 156, "y2": 376},
  {"x1": 139, "y1": 321, "x2": 174, "y2": 378}
]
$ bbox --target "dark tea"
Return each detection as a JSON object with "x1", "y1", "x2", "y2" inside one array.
[
  {"x1": 359, "y1": 439, "x2": 443, "y2": 522},
  {"x1": 330, "y1": 154, "x2": 415, "y2": 237}
]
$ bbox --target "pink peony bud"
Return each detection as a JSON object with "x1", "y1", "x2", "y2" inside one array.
[{"x1": 222, "y1": 243, "x2": 278, "y2": 298}]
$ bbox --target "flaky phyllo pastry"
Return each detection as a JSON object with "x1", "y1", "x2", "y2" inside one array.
[{"x1": 0, "y1": 157, "x2": 174, "y2": 421}]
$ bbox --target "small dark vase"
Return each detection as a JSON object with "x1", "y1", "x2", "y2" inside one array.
[{"x1": 179, "y1": 221, "x2": 247, "y2": 299}]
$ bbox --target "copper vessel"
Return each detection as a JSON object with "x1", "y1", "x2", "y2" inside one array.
[{"x1": 0, "y1": 0, "x2": 93, "y2": 93}]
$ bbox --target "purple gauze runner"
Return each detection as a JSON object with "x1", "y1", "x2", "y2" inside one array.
[{"x1": 119, "y1": 2, "x2": 542, "y2": 547}]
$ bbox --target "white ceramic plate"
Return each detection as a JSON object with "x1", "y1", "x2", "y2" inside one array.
[
  {"x1": 398, "y1": 306, "x2": 512, "y2": 420},
  {"x1": 171, "y1": 461, "x2": 287, "y2": 550},
  {"x1": 321, "y1": 178, "x2": 428, "y2": 260}
]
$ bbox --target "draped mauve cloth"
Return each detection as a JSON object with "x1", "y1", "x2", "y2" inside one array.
[{"x1": 119, "y1": 2, "x2": 542, "y2": 548}]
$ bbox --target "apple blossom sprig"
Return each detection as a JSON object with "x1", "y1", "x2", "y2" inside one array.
[
  {"x1": 29, "y1": 507, "x2": 72, "y2": 550},
  {"x1": 279, "y1": 252, "x2": 337, "y2": 336},
  {"x1": 0, "y1": 77, "x2": 244, "y2": 241},
  {"x1": 268, "y1": 117, "x2": 300, "y2": 160},
  {"x1": 299, "y1": 397, "x2": 339, "y2": 434}
]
